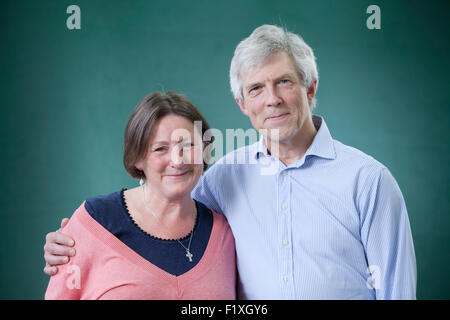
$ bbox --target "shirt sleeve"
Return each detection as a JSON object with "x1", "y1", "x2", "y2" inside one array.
[
  {"x1": 359, "y1": 168, "x2": 417, "y2": 299},
  {"x1": 44, "y1": 203, "x2": 95, "y2": 300},
  {"x1": 191, "y1": 164, "x2": 224, "y2": 215}
]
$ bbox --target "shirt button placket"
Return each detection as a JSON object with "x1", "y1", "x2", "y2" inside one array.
[{"x1": 278, "y1": 169, "x2": 294, "y2": 298}]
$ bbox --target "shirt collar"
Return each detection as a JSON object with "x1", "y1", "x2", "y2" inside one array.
[
  {"x1": 254, "y1": 134, "x2": 270, "y2": 160},
  {"x1": 253, "y1": 115, "x2": 336, "y2": 162},
  {"x1": 305, "y1": 115, "x2": 336, "y2": 160}
]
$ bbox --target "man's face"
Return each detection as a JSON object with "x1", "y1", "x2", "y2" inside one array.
[{"x1": 236, "y1": 51, "x2": 316, "y2": 144}]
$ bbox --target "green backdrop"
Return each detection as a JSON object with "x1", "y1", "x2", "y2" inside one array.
[{"x1": 0, "y1": 0, "x2": 448, "y2": 299}]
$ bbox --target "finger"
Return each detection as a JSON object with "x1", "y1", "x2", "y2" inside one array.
[
  {"x1": 43, "y1": 263, "x2": 58, "y2": 276},
  {"x1": 44, "y1": 242, "x2": 76, "y2": 257},
  {"x1": 46, "y1": 232, "x2": 75, "y2": 247},
  {"x1": 60, "y1": 218, "x2": 69, "y2": 229},
  {"x1": 44, "y1": 252, "x2": 71, "y2": 266}
]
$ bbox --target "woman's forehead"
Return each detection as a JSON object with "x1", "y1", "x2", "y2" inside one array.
[{"x1": 150, "y1": 115, "x2": 199, "y2": 143}]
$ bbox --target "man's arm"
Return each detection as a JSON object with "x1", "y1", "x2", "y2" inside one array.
[
  {"x1": 359, "y1": 168, "x2": 417, "y2": 299},
  {"x1": 43, "y1": 218, "x2": 76, "y2": 275},
  {"x1": 45, "y1": 205, "x2": 98, "y2": 299},
  {"x1": 191, "y1": 164, "x2": 225, "y2": 215}
]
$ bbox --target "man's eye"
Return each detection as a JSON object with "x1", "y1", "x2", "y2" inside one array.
[
  {"x1": 249, "y1": 86, "x2": 261, "y2": 95},
  {"x1": 280, "y1": 79, "x2": 290, "y2": 84}
]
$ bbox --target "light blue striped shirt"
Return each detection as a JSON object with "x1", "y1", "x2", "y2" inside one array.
[{"x1": 192, "y1": 116, "x2": 416, "y2": 299}]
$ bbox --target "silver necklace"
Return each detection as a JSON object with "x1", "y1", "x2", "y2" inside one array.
[{"x1": 140, "y1": 180, "x2": 195, "y2": 262}]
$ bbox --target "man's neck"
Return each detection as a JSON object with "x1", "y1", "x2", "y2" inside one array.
[{"x1": 266, "y1": 117, "x2": 318, "y2": 167}]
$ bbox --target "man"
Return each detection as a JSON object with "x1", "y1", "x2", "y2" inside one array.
[{"x1": 43, "y1": 25, "x2": 416, "y2": 299}]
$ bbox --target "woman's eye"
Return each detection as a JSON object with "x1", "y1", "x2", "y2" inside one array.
[
  {"x1": 182, "y1": 143, "x2": 195, "y2": 149},
  {"x1": 154, "y1": 147, "x2": 167, "y2": 152}
]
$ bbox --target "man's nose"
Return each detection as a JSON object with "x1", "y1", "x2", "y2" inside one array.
[{"x1": 266, "y1": 85, "x2": 282, "y2": 107}]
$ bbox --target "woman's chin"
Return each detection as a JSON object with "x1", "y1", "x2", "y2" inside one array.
[{"x1": 162, "y1": 180, "x2": 197, "y2": 199}]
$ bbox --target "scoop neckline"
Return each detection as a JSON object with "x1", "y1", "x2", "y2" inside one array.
[{"x1": 119, "y1": 188, "x2": 199, "y2": 242}]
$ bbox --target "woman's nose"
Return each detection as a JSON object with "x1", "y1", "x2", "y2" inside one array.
[{"x1": 169, "y1": 145, "x2": 185, "y2": 167}]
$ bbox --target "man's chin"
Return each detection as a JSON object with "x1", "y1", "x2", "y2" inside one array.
[{"x1": 262, "y1": 127, "x2": 294, "y2": 143}]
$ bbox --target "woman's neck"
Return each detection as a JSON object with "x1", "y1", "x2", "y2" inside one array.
[
  {"x1": 124, "y1": 186, "x2": 196, "y2": 239},
  {"x1": 144, "y1": 186, "x2": 195, "y2": 225}
]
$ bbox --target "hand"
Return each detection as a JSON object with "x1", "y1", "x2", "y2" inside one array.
[{"x1": 43, "y1": 218, "x2": 76, "y2": 276}]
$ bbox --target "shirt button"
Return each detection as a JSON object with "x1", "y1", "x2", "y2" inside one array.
[
  {"x1": 281, "y1": 204, "x2": 287, "y2": 210},
  {"x1": 282, "y1": 171, "x2": 288, "y2": 176},
  {"x1": 284, "y1": 276, "x2": 289, "y2": 282},
  {"x1": 283, "y1": 240, "x2": 289, "y2": 246}
]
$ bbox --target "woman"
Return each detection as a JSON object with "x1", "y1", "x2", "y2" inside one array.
[{"x1": 45, "y1": 92, "x2": 236, "y2": 299}]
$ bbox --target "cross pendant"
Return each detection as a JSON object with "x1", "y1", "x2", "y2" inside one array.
[{"x1": 186, "y1": 250, "x2": 193, "y2": 262}]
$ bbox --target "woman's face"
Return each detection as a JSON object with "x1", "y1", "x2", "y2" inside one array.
[{"x1": 135, "y1": 114, "x2": 204, "y2": 200}]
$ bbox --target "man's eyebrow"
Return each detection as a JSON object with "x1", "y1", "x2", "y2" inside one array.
[
  {"x1": 245, "y1": 81, "x2": 263, "y2": 92},
  {"x1": 274, "y1": 73, "x2": 297, "y2": 82},
  {"x1": 245, "y1": 73, "x2": 298, "y2": 91}
]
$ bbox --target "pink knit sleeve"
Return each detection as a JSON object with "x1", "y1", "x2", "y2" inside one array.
[{"x1": 45, "y1": 203, "x2": 95, "y2": 300}]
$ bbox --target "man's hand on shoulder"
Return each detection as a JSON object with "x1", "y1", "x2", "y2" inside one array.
[{"x1": 43, "y1": 218, "x2": 76, "y2": 275}]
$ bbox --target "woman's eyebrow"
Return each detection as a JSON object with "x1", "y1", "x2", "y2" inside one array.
[{"x1": 150, "y1": 140, "x2": 169, "y2": 147}]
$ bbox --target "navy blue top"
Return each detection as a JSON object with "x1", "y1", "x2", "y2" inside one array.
[{"x1": 84, "y1": 189, "x2": 213, "y2": 276}]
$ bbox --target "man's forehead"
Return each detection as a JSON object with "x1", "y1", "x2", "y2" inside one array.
[{"x1": 241, "y1": 52, "x2": 298, "y2": 83}]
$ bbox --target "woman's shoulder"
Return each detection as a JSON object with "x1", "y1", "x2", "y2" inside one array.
[
  {"x1": 196, "y1": 200, "x2": 230, "y2": 233},
  {"x1": 195, "y1": 201, "x2": 235, "y2": 259},
  {"x1": 84, "y1": 189, "x2": 126, "y2": 227},
  {"x1": 85, "y1": 189, "x2": 123, "y2": 211}
]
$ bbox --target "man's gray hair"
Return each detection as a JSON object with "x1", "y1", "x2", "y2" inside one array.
[{"x1": 229, "y1": 24, "x2": 319, "y2": 111}]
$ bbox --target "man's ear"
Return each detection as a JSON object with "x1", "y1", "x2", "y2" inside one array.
[
  {"x1": 307, "y1": 79, "x2": 318, "y2": 102},
  {"x1": 236, "y1": 98, "x2": 249, "y2": 117}
]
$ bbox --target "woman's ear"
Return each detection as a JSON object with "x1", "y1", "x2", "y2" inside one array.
[
  {"x1": 134, "y1": 162, "x2": 145, "y2": 179},
  {"x1": 134, "y1": 158, "x2": 144, "y2": 172}
]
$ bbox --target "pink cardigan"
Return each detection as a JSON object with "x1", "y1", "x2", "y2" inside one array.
[{"x1": 45, "y1": 202, "x2": 236, "y2": 300}]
